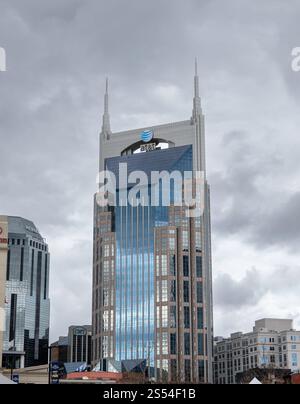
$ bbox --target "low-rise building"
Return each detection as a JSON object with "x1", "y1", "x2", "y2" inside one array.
[
  {"x1": 214, "y1": 319, "x2": 300, "y2": 384},
  {"x1": 50, "y1": 336, "x2": 68, "y2": 363},
  {"x1": 68, "y1": 325, "x2": 92, "y2": 365},
  {"x1": 51, "y1": 325, "x2": 92, "y2": 366}
]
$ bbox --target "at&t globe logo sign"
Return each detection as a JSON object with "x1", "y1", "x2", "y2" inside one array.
[{"x1": 141, "y1": 130, "x2": 154, "y2": 143}]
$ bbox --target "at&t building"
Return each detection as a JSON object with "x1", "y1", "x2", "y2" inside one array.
[{"x1": 92, "y1": 64, "x2": 213, "y2": 383}]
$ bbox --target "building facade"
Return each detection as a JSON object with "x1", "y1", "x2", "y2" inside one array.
[
  {"x1": 0, "y1": 216, "x2": 50, "y2": 368},
  {"x1": 92, "y1": 65, "x2": 213, "y2": 383},
  {"x1": 50, "y1": 336, "x2": 69, "y2": 364},
  {"x1": 0, "y1": 215, "x2": 9, "y2": 369},
  {"x1": 214, "y1": 319, "x2": 300, "y2": 384},
  {"x1": 68, "y1": 325, "x2": 92, "y2": 365}
]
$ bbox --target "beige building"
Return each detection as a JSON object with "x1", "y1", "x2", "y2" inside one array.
[
  {"x1": 0, "y1": 215, "x2": 8, "y2": 370},
  {"x1": 214, "y1": 319, "x2": 300, "y2": 384}
]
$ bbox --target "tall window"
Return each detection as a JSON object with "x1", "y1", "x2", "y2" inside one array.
[
  {"x1": 170, "y1": 306, "x2": 176, "y2": 328},
  {"x1": 197, "y1": 282, "x2": 203, "y2": 304},
  {"x1": 198, "y1": 333, "x2": 204, "y2": 355},
  {"x1": 183, "y1": 256, "x2": 189, "y2": 277},
  {"x1": 30, "y1": 249, "x2": 34, "y2": 296},
  {"x1": 162, "y1": 306, "x2": 168, "y2": 328},
  {"x1": 169, "y1": 237, "x2": 176, "y2": 250},
  {"x1": 103, "y1": 261, "x2": 110, "y2": 283},
  {"x1": 162, "y1": 332, "x2": 168, "y2": 355},
  {"x1": 170, "y1": 359, "x2": 177, "y2": 381},
  {"x1": 184, "y1": 333, "x2": 191, "y2": 355},
  {"x1": 103, "y1": 311, "x2": 109, "y2": 332},
  {"x1": 195, "y1": 232, "x2": 202, "y2": 252},
  {"x1": 104, "y1": 245, "x2": 110, "y2": 257},
  {"x1": 170, "y1": 280, "x2": 176, "y2": 302},
  {"x1": 162, "y1": 280, "x2": 168, "y2": 302},
  {"x1": 161, "y1": 255, "x2": 168, "y2": 276},
  {"x1": 44, "y1": 254, "x2": 48, "y2": 300},
  {"x1": 6, "y1": 249, "x2": 10, "y2": 281},
  {"x1": 184, "y1": 307, "x2": 190, "y2": 329},
  {"x1": 103, "y1": 289, "x2": 109, "y2": 306},
  {"x1": 20, "y1": 247, "x2": 24, "y2": 281},
  {"x1": 183, "y1": 281, "x2": 189, "y2": 303},
  {"x1": 182, "y1": 231, "x2": 189, "y2": 249},
  {"x1": 197, "y1": 308, "x2": 203, "y2": 330},
  {"x1": 196, "y1": 256, "x2": 202, "y2": 278},
  {"x1": 170, "y1": 333, "x2": 177, "y2": 355},
  {"x1": 156, "y1": 280, "x2": 160, "y2": 303},
  {"x1": 184, "y1": 359, "x2": 191, "y2": 382},
  {"x1": 198, "y1": 360, "x2": 205, "y2": 382},
  {"x1": 169, "y1": 254, "x2": 176, "y2": 276}
]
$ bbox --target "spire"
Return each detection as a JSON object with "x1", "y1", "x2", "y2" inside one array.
[
  {"x1": 102, "y1": 77, "x2": 111, "y2": 138},
  {"x1": 193, "y1": 58, "x2": 201, "y2": 120}
]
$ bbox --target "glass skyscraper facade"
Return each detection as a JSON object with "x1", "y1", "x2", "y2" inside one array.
[
  {"x1": 93, "y1": 66, "x2": 213, "y2": 383},
  {"x1": 107, "y1": 146, "x2": 193, "y2": 367},
  {"x1": 1, "y1": 216, "x2": 50, "y2": 368}
]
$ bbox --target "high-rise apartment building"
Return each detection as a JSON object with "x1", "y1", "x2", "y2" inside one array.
[
  {"x1": 214, "y1": 319, "x2": 300, "y2": 384},
  {"x1": 92, "y1": 64, "x2": 213, "y2": 383},
  {"x1": 0, "y1": 216, "x2": 50, "y2": 368}
]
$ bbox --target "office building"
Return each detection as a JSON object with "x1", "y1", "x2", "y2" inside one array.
[
  {"x1": 68, "y1": 325, "x2": 92, "y2": 365},
  {"x1": 50, "y1": 336, "x2": 69, "y2": 364},
  {"x1": 0, "y1": 216, "x2": 9, "y2": 369},
  {"x1": 214, "y1": 318, "x2": 300, "y2": 384},
  {"x1": 92, "y1": 64, "x2": 213, "y2": 383},
  {"x1": 51, "y1": 325, "x2": 92, "y2": 365},
  {"x1": 0, "y1": 216, "x2": 50, "y2": 368}
]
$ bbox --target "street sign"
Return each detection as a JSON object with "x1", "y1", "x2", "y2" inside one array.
[{"x1": 12, "y1": 374, "x2": 19, "y2": 384}]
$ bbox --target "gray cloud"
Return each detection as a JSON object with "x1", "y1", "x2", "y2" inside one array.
[
  {"x1": 1, "y1": 0, "x2": 300, "y2": 340},
  {"x1": 214, "y1": 269, "x2": 266, "y2": 308},
  {"x1": 211, "y1": 129, "x2": 300, "y2": 252}
]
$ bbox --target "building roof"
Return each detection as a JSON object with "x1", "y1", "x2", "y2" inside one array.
[
  {"x1": 64, "y1": 362, "x2": 87, "y2": 374},
  {"x1": 105, "y1": 144, "x2": 193, "y2": 186},
  {"x1": 7, "y1": 216, "x2": 44, "y2": 241},
  {"x1": 51, "y1": 336, "x2": 68, "y2": 347},
  {"x1": 66, "y1": 371, "x2": 123, "y2": 381}
]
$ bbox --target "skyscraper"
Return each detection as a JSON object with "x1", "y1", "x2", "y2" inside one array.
[
  {"x1": 0, "y1": 216, "x2": 50, "y2": 368},
  {"x1": 92, "y1": 64, "x2": 213, "y2": 383},
  {"x1": 0, "y1": 216, "x2": 9, "y2": 369}
]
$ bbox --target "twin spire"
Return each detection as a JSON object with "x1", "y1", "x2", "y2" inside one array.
[
  {"x1": 101, "y1": 60, "x2": 201, "y2": 136},
  {"x1": 193, "y1": 58, "x2": 202, "y2": 121}
]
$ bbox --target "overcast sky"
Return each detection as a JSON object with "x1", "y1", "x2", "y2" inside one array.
[{"x1": 1, "y1": 0, "x2": 300, "y2": 341}]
